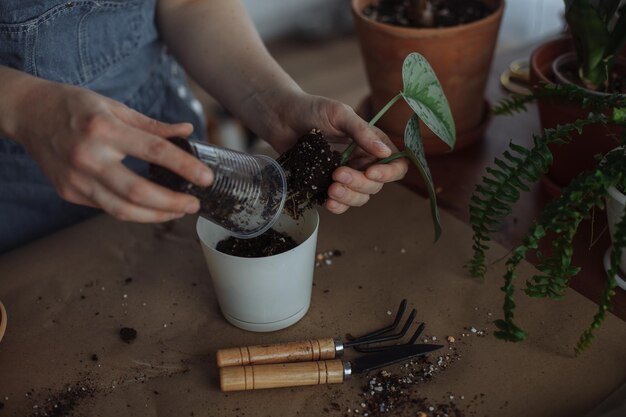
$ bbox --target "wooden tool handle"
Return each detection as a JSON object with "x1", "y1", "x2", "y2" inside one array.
[
  {"x1": 216, "y1": 338, "x2": 336, "y2": 367},
  {"x1": 219, "y1": 360, "x2": 345, "y2": 391}
]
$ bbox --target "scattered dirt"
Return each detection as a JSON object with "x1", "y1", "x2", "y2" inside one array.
[
  {"x1": 26, "y1": 380, "x2": 95, "y2": 417},
  {"x1": 363, "y1": 0, "x2": 494, "y2": 28},
  {"x1": 216, "y1": 228, "x2": 298, "y2": 257},
  {"x1": 278, "y1": 129, "x2": 341, "y2": 219},
  {"x1": 316, "y1": 249, "x2": 343, "y2": 267},
  {"x1": 119, "y1": 327, "x2": 137, "y2": 344}
]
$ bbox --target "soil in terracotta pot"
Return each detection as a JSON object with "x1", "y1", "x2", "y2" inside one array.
[
  {"x1": 216, "y1": 228, "x2": 298, "y2": 257},
  {"x1": 363, "y1": 0, "x2": 494, "y2": 28},
  {"x1": 277, "y1": 128, "x2": 341, "y2": 219},
  {"x1": 556, "y1": 60, "x2": 626, "y2": 94}
]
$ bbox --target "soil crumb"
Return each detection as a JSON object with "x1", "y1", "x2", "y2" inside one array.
[
  {"x1": 119, "y1": 327, "x2": 137, "y2": 344},
  {"x1": 216, "y1": 229, "x2": 298, "y2": 257},
  {"x1": 278, "y1": 129, "x2": 341, "y2": 219},
  {"x1": 364, "y1": 0, "x2": 494, "y2": 28}
]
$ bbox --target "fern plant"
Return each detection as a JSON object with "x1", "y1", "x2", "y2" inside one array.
[{"x1": 468, "y1": 83, "x2": 626, "y2": 354}]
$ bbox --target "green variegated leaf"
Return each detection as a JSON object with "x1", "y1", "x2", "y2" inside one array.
[
  {"x1": 401, "y1": 52, "x2": 456, "y2": 149},
  {"x1": 404, "y1": 115, "x2": 442, "y2": 241}
]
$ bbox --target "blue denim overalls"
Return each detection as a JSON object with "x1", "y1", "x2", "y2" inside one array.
[{"x1": 0, "y1": 0, "x2": 206, "y2": 253}]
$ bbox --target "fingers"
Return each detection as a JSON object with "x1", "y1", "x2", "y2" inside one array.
[
  {"x1": 325, "y1": 155, "x2": 409, "y2": 216},
  {"x1": 81, "y1": 175, "x2": 185, "y2": 223},
  {"x1": 331, "y1": 105, "x2": 393, "y2": 159},
  {"x1": 114, "y1": 125, "x2": 213, "y2": 187},
  {"x1": 328, "y1": 182, "x2": 370, "y2": 207},
  {"x1": 325, "y1": 199, "x2": 350, "y2": 214},
  {"x1": 332, "y1": 166, "x2": 383, "y2": 195},
  {"x1": 97, "y1": 164, "x2": 201, "y2": 214},
  {"x1": 365, "y1": 158, "x2": 409, "y2": 183},
  {"x1": 92, "y1": 184, "x2": 184, "y2": 223},
  {"x1": 112, "y1": 104, "x2": 194, "y2": 139},
  {"x1": 324, "y1": 198, "x2": 350, "y2": 214}
]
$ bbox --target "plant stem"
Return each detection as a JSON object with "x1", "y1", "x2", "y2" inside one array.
[
  {"x1": 369, "y1": 93, "x2": 402, "y2": 127},
  {"x1": 378, "y1": 150, "x2": 408, "y2": 164},
  {"x1": 340, "y1": 93, "x2": 403, "y2": 164}
]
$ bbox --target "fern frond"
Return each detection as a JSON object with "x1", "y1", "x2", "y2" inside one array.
[
  {"x1": 524, "y1": 169, "x2": 613, "y2": 300},
  {"x1": 494, "y1": 84, "x2": 626, "y2": 117},
  {"x1": 492, "y1": 94, "x2": 537, "y2": 116},
  {"x1": 575, "y1": 154, "x2": 626, "y2": 354},
  {"x1": 467, "y1": 115, "x2": 609, "y2": 278}
]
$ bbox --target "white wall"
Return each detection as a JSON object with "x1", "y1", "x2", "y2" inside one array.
[
  {"x1": 497, "y1": 0, "x2": 565, "y2": 51},
  {"x1": 243, "y1": 0, "x2": 337, "y2": 40}
]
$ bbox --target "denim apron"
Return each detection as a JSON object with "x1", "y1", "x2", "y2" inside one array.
[{"x1": 0, "y1": 0, "x2": 206, "y2": 253}]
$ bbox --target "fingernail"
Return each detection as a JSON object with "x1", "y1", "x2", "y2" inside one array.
[
  {"x1": 368, "y1": 170, "x2": 382, "y2": 180},
  {"x1": 333, "y1": 186, "x2": 346, "y2": 198},
  {"x1": 327, "y1": 200, "x2": 340, "y2": 209},
  {"x1": 185, "y1": 202, "x2": 199, "y2": 214},
  {"x1": 197, "y1": 170, "x2": 213, "y2": 186},
  {"x1": 337, "y1": 171, "x2": 352, "y2": 184},
  {"x1": 373, "y1": 140, "x2": 391, "y2": 155}
]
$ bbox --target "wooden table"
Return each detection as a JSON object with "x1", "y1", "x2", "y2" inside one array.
[{"x1": 0, "y1": 184, "x2": 625, "y2": 417}]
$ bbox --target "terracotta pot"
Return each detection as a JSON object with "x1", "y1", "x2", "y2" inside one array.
[
  {"x1": 529, "y1": 37, "x2": 625, "y2": 194},
  {"x1": 0, "y1": 301, "x2": 6, "y2": 343},
  {"x1": 351, "y1": 0, "x2": 504, "y2": 154}
]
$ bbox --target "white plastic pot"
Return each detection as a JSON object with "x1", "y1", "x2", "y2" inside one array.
[
  {"x1": 196, "y1": 210, "x2": 319, "y2": 332},
  {"x1": 605, "y1": 184, "x2": 626, "y2": 290}
]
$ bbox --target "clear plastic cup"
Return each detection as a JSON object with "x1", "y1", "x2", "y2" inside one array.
[{"x1": 187, "y1": 140, "x2": 287, "y2": 239}]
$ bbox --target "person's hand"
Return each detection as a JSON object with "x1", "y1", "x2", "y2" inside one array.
[
  {"x1": 14, "y1": 81, "x2": 213, "y2": 222},
  {"x1": 264, "y1": 91, "x2": 408, "y2": 214}
]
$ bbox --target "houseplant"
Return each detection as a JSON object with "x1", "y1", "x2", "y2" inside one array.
[
  {"x1": 351, "y1": 0, "x2": 504, "y2": 155},
  {"x1": 279, "y1": 52, "x2": 455, "y2": 240},
  {"x1": 160, "y1": 52, "x2": 455, "y2": 331},
  {"x1": 530, "y1": 0, "x2": 626, "y2": 193},
  {"x1": 467, "y1": 0, "x2": 626, "y2": 354}
]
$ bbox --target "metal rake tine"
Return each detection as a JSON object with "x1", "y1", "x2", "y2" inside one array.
[
  {"x1": 352, "y1": 308, "x2": 417, "y2": 352},
  {"x1": 352, "y1": 316, "x2": 422, "y2": 354},
  {"x1": 345, "y1": 299, "x2": 408, "y2": 347},
  {"x1": 407, "y1": 322, "x2": 426, "y2": 345}
]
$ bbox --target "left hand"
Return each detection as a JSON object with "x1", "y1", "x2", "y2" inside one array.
[{"x1": 264, "y1": 92, "x2": 409, "y2": 214}]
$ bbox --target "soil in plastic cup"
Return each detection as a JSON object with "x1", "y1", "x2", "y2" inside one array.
[{"x1": 187, "y1": 140, "x2": 287, "y2": 238}]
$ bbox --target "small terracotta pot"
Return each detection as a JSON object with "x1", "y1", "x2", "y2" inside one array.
[
  {"x1": 351, "y1": 0, "x2": 504, "y2": 154},
  {"x1": 529, "y1": 37, "x2": 625, "y2": 194},
  {"x1": 0, "y1": 301, "x2": 6, "y2": 343}
]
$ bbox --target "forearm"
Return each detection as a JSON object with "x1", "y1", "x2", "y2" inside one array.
[
  {"x1": 156, "y1": 0, "x2": 303, "y2": 140},
  {"x1": 0, "y1": 66, "x2": 53, "y2": 142}
]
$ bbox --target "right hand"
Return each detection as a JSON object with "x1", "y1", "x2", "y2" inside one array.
[{"x1": 16, "y1": 82, "x2": 213, "y2": 222}]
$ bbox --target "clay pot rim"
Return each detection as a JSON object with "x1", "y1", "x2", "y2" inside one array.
[
  {"x1": 530, "y1": 36, "x2": 573, "y2": 86},
  {"x1": 0, "y1": 301, "x2": 6, "y2": 343},
  {"x1": 351, "y1": 0, "x2": 505, "y2": 37},
  {"x1": 531, "y1": 36, "x2": 626, "y2": 95}
]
